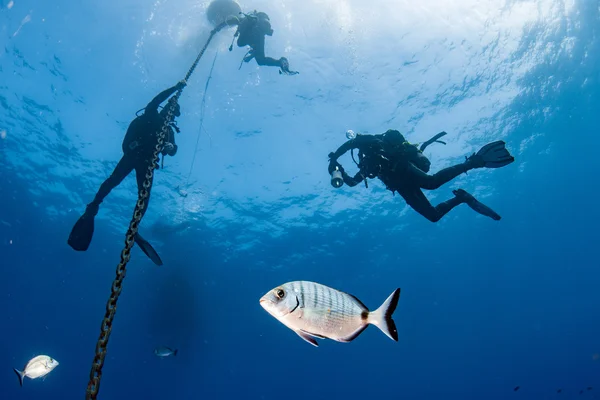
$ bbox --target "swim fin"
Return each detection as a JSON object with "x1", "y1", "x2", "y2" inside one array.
[
  {"x1": 134, "y1": 233, "x2": 163, "y2": 266},
  {"x1": 453, "y1": 189, "x2": 501, "y2": 221},
  {"x1": 67, "y1": 204, "x2": 98, "y2": 251},
  {"x1": 279, "y1": 57, "x2": 299, "y2": 75},
  {"x1": 475, "y1": 140, "x2": 515, "y2": 168}
]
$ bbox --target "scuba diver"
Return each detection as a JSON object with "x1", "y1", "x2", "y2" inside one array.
[
  {"x1": 67, "y1": 81, "x2": 187, "y2": 265},
  {"x1": 327, "y1": 130, "x2": 515, "y2": 222},
  {"x1": 227, "y1": 10, "x2": 299, "y2": 75}
]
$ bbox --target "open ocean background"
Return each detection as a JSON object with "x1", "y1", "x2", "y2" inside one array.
[{"x1": 1, "y1": 0, "x2": 599, "y2": 399}]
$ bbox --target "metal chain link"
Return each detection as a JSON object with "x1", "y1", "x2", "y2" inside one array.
[
  {"x1": 84, "y1": 20, "x2": 230, "y2": 400},
  {"x1": 183, "y1": 22, "x2": 227, "y2": 82}
]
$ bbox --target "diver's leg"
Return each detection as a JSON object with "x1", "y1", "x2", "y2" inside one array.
[
  {"x1": 403, "y1": 159, "x2": 481, "y2": 191},
  {"x1": 398, "y1": 188, "x2": 464, "y2": 223},
  {"x1": 254, "y1": 54, "x2": 284, "y2": 67},
  {"x1": 134, "y1": 161, "x2": 155, "y2": 218},
  {"x1": 251, "y1": 38, "x2": 282, "y2": 67},
  {"x1": 69, "y1": 155, "x2": 138, "y2": 251},
  {"x1": 89, "y1": 155, "x2": 135, "y2": 212}
]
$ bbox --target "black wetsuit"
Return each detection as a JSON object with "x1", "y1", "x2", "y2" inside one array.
[
  {"x1": 90, "y1": 86, "x2": 179, "y2": 217},
  {"x1": 328, "y1": 131, "x2": 481, "y2": 222}
]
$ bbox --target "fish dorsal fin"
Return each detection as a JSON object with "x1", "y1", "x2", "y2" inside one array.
[
  {"x1": 346, "y1": 293, "x2": 369, "y2": 311},
  {"x1": 338, "y1": 324, "x2": 368, "y2": 343},
  {"x1": 295, "y1": 330, "x2": 319, "y2": 347}
]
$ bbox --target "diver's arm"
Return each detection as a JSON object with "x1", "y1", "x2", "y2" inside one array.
[
  {"x1": 145, "y1": 81, "x2": 185, "y2": 113},
  {"x1": 328, "y1": 161, "x2": 365, "y2": 187},
  {"x1": 329, "y1": 135, "x2": 378, "y2": 160},
  {"x1": 328, "y1": 135, "x2": 376, "y2": 188},
  {"x1": 342, "y1": 170, "x2": 364, "y2": 187},
  {"x1": 145, "y1": 86, "x2": 178, "y2": 114}
]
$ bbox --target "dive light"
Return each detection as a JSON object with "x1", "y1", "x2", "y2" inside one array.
[{"x1": 330, "y1": 167, "x2": 343, "y2": 188}]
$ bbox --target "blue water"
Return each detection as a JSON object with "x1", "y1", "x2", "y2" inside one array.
[{"x1": 1, "y1": 0, "x2": 599, "y2": 399}]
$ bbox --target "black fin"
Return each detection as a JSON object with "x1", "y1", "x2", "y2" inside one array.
[
  {"x1": 173, "y1": 349, "x2": 178, "y2": 356},
  {"x1": 453, "y1": 189, "x2": 502, "y2": 221},
  {"x1": 476, "y1": 140, "x2": 515, "y2": 168},
  {"x1": 67, "y1": 212, "x2": 95, "y2": 251},
  {"x1": 134, "y1": 233, "x2": 163, "y2": 266},
  {"x1": 369, "y1": 288, "x2": 401, "y2": 341}
]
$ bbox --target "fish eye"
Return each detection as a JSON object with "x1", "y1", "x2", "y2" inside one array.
[{"x1": 275, "y1": 289, "x2": 285, "y2": 299}]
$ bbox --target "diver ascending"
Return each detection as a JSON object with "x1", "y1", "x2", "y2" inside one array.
[
  {"x1": 67, "y1": 81, "x2": 187, "y2": 265},
  {"x1": 227, "y1": 10, "x2": 298, "y2": 75},
  {"x1": 327, "y1": 130, "x2": 515, "y2": 222}
]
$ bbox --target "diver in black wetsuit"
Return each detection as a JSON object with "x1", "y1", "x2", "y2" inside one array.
[
  {"x1": 228, "y1": 10, "x2": 298, "y2": 75},
  {"x1": 67, "y1": 81, "x2": 187, "y2": 264},
  {"x1": 327, "y1": 129, "x2": 515, "y2": 222}
]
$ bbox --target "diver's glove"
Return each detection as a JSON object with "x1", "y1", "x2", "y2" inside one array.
[
  {"x1": 175, "y1": 80, "x2": 187, "y2": 91},
  {"x1": 162, "y1": 142, "x2": 175, "y2": 155},
  {"x1": 328, "y1": 159, "x2": 344, "y2": 176}
]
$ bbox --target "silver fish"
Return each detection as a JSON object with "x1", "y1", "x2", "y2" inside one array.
[
  {"x1": 154, "y1": 346, "x2": 178, "y2": 357},
  {"x1": 260, "y1": 281, "x2": 401, "y2": 347},
  {"x1": 14, "y1": 355, "x2": 59, "y2": 386}
]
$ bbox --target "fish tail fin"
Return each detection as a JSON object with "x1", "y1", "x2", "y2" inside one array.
[
  {"x1": 173, "y1": 349, "x2": 178, "y2": 356},
  {"x1": 368, "y1": 288, "x2": 401, "y2": 341},
  {"x1": 14, "y1": 368, "x2": 24, "y2": 387}
]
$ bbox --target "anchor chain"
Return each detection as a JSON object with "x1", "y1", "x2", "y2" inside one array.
[
  {"x1": 185, "y1": 21, "x2": 229, "y2": 82},
  {"x1": 85, "y1": 102, "x2": 175, "y2": 399},
  {"x1": 85, "y1": 20, "x2": 230, "y2": 400}
]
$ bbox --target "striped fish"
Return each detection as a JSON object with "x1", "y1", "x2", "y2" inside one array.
[
  {"x1": 13, "y1": 355, "x2": 59, "y2": 387},
  {"x1": 259, "y1": 281, "x2": 401, "y2": 347}
]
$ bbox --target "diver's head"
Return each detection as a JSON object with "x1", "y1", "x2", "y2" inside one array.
[
  {"x1": 161, "y1": 97, "x2": 181, "y2": 119},
  {"x1": 256, "y1": 11, "x2": 269, "y2": 20},
  {"x1": 382, "y1": 129, "x2": 406, "y2": 147}
]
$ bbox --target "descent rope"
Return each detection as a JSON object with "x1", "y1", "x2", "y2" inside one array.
[{"x1": 182, "y1": 50, "x2": 219, "y2": 201}]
